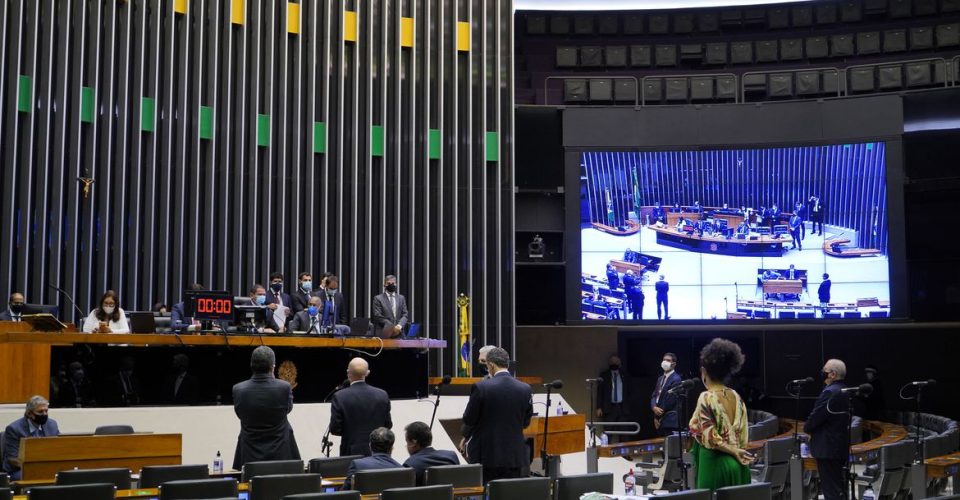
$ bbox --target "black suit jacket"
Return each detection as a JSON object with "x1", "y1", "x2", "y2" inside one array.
[
  {"x1": 805, "y1": 382, "x2": 849, "y2": 460},
  {"x1": 650, "y1": 371, "x2": 683, "y2": 430},
  {"x1": 461, "y1": 371, "x2": 533, "y2": 469},
  {"x1": 0, "y1": 310, "x2": 21, "y2": 321},
  {"x1": 403, "y1": 447, "x2": 460, "y2": 485},
  {"x1": 171, "y1": 302, "x2": 190, "y2": 330},
  {"x1": 163, "y1": 372, "x2": 200, "y2": 405},
  {"x1": 597, "y1": 369, "x2": 631, "y2": 414},
  {"x1": 288, "y1": 310, "x2": 321, "y2": 333},
  {"x1": 330, "y1": 381, "x2": 392, "y2": 456},
  {"x1": 56, "y1": 379, "x2": 96, "y2": 407},
  {"x1": 320, "y1": 290, "x2": 348, "y2": 325},
  {"x1": 290, "y1": 288, "x2": 318, "y2": 314},
  {"x1": 371, "y1": 293, "x2": 409, "y2": 333},
  {"x1": 343, "y1": 453, "x2": 403, "y2": 490},
  {"x1": 231, "y1": 373, "x2": 301, "y2": 469},
  {"x1": 2, "y1": 416, "x2": 60, "y2": 476},
  {"x1": 818, "y1": 280, "x2": 832, "y2": 303}
]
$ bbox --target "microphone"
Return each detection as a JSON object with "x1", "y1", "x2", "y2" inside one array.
[
  {"x1": 911, "y1": 379, "x2": 936, "y2": 387},
  {"x1": 790, "y1": 377, "x2": 816, "y2": 385},
  {"x1": 543, "y1": 380, "x2": 563, "y2": 390},
  {"x1": 338, "y1": 379, "x2": 351, "y2": 390},
  {"x1": 585, "y1": 377, "x2": 603, "y2": 384},
  {"x1": 668, "y1": 378, "x2": 699, "y2": 395},
  {"x1": 48, "y1": 283, "x2": 84, "y2": 324},
  {"x1": 840, "y1": 383, "x2": 873, "y2": 395},
  {"x1": 441, "y1": 375, "x2": 452, "y2": 385}
]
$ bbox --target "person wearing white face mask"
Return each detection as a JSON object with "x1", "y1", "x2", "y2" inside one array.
[
  {"x1": 651, "y1": 352, "x2": 682, "y2": 436},
  {"x1": 82, "y1": 290, "x2": 130, "y2": 333}
]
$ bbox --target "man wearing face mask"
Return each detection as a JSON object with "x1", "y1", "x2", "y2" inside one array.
[
  {"x1": 266, "y1": 272, "x2": 292, "y2": 333},
  {"x1": 2, "y1": 396, "x2": 61, "y2": 479},
  {"x1": 56, "y1": 361, "x2": 96, "y2": 407},
  {"x1": 290, "y1": 272, "x2": 317, "y2": 314},
  {"x1": 289, "y1": 296, "x2": 324, "y2": 334},
  {"x1": 372, "y1": 275, "x2": 409, "y2": 338},
  {"x1": 805, "y1": 359, "x2": 849, "y2": 500},
  {"x1": 0, "y1": 292, "x2": 26, "y2": 321},
  {"x1": 247, "y1": 285, "x2": 279, "y2": 333},
  {"x1": 320, "y1": 275, "x2": 350, "y2": 335},
  {"x1": 477, "y1": 345, "x2": 497, "y2": 379},
  {"x1": 597, "y1": 355, "x2": 632, "y2": 443},
  {"x1": 651, "y1": 352, "x2": 682, "y2": 436}
]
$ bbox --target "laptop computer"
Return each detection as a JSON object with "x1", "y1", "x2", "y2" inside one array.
[
  {"x1": 128, "y1": 312, "x2": 157, "y2": 333},
  {"x1": 405, "y1": 323, "x2": 422, "y2": 338},
  {"x1": 348, "y1": 317, "x2": 371, "y2": 337}
]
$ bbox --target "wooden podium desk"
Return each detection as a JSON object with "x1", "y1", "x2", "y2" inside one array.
[
  {"x1": 524, "y1": 414, "x2": 587, "y2": 456},
  {"x1": 18, "y1": 433, "x2": 182, "y2": 481}
]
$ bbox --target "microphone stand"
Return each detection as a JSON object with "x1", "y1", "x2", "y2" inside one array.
[
  {"x1": 541, "y1": 385, "x2": 556, "y2": 479},
  {"x1": 429, "y1": 382, "x2": 446, "y2": 430},
  {"x1": 48, "y1": 284, "x2": 85, "y2": 327},
  {"x1": 320, "y1": 381, "x2": 347, "y2": 457},
  {"x1": 675, "y1": 385, "x2": 691, "y2": 491},
  {"x1": 845, "y1": 395, "x2": 856, "y2": 500},
  {"x1": 587, "y1": 379, "x2": 598, "y2": 447}
]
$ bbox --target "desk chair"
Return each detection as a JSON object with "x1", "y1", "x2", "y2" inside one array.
[
  {"x1": 0, "y1": 473, "x2": 8, "y2": 488},
  {"x1": 843, "y1": 311, "x2": 862, "y2": 319},
  {"x1": 352, "y1": 468, "x2": 416, "y2": 495},
  {"x1": 636, "y1": 434, "x2": 684, "y2": 493},
  {"x1": 0, "y1": 487, "x2": 10, "y2": 500},
  {"x1": 650, "y1": 489, "x2": 712, "y2": 500},
  {"x1": 424, "y1": 464, "x2": 483, "y2": 488},
  {"x1": 159, "y1": 478, "x2": 239, "y2": 500},
  {"x1": 241, "y1": 460, "x2": 305, "y2": 482},
  {"x1": 555, "y1": 473, "x2": 613, "y2": 500},
  {"x1": 283, "y1": 492, "x2": 361, "y2": 499},
  {"x1": 715, "y1": 482, "x2": 772, "y2": 500},
  {"x1": 26, "y1": 483, "x2": 116, "y2": 500},
  {"x1": 139, "y1": 464, "x2": 210, "y2": 488},
  {"x1": 308, "y1": 456, "x2": 363, "y2": 478},
  {"x1": 249, "y1": 473, "x2": 323, "y2": 500},
  {"x1": 94, "y1": 425, "x2": 135, "y2": 435},
  {"x1": 381, "y1": 485, "x2": 453, "y2": 500},
  {"x1": 750, "y1": 437, "x2": 792, "y2": 499},
  {"x1": 486, "y1": 477, "x2": 551, "y2": 500},
  {"x1": 55, "y1": 467, "x2": 132, "y2": 490}
]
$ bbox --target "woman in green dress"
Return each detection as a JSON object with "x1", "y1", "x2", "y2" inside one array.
[{"x1": 688, "y1": 338, "x2": 755, "y2": 490}]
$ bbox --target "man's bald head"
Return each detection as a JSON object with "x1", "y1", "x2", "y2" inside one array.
[{"x1": 347, "y1": 357, "x2": 370, "y2": 382}]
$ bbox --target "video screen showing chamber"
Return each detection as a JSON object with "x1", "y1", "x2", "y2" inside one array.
[{"x1": 579, "y1": 142, "x2": 891, "y2": 321}]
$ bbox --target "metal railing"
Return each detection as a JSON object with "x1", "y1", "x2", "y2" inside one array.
[
  {"x1": 845, "y1": 57, "x2": 951, "y2": 95},
  {"x1": 543, "y1": 75, "x2": 640, "y2": 107},
  {"x1": 740, "y1": 66, "x2": 843, "y2": 103},
  {"x1": 640, "y1": 72, "x2": 739, "y2": 106}
]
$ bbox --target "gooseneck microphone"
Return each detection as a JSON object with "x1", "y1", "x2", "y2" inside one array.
[
  {"x1": 840, "y1": 383, "x2": 874, "y2": 395},
  {"x1": 910, "y1": 379, "x2": 936, "y2": 387},
  {"x1": 429, "y1": 375, "x2": 454, "y2": 430},
  {"x1": 790, "y1": 377, "x2": 816, "y2": 385},
  {"x1": 48, "y1": 283, "x2": 85, "y2": 325},
  {"x1": 585, "y1": 377, "x2": 603, "y2": 384},
  {"x1": 543, "y1": 380, "x2": 563, "y2": 389},
  {"x1": 668, "y1": 378, "x2": 699, "y2": 395}
]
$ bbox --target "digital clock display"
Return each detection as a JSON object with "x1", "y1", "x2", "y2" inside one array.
[{"x1": 184, "y1": 290, "x2": 235, "y2": 321}]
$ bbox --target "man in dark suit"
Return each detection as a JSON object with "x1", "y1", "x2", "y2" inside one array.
[
  {"x1": 371, "y1": 275, "x2": 409, "y2": 338},
  {"x1": 56, "y1": 361, "x2": 96, "y2": 407},
  {"x1": 289, "y1": 296, "x2": 323, "y2": 334},
  {"x1": 0, "y1": 292, "x2": 25, "y2": 321},
  {"x1": 330, "y1": 357, "x2": 393, "y2": 456},
  {"x1": 818, "y1": 273, "x2": 832, "y2": 306},
  {"x1": 3, "y1": 396, "x2": 61, "y2": 480},
  {"x1": 266, "y1": 272, "x2": 292, "y2": 333},
  {"x1": 650, "y1": 352, "x2": 682, "y2": 436},
  {"x1": 402, "y1": 421, "x2": 460, "y2": 485},
  {"x1": 794, "y1": 202, "x2": 808, "y2": 239},
  {"x1": 461, "y1": 347, "x2": 533, "y2": 483},
  {"x1": 655, "y1": 275, "x2": 670, "y2": 320},
  {"x1": 164, "y1": 354, "x2": 200, "y2": 405},
  {"x1": 103, "y1": 356, "x2": 142, "y2": 406},
  {"x1": 808, "y1": 195, "x2": 825, "y2": 236},
  {"x1": 597, "y1": 355, "x2": 631, "y2": 443},
  {"x1": 651, "y1": 202, "x2": 666, "y2": 224},
  {"x1": 320, "y1": 275, "x2": 350, "y2": 335},
  {"x1": 789, "y1": 212, "x2": 803, "y2": 250},
  {"x1": 606, "y1": 265, "x2": 620, "y2": 291},
  {"x1": 231, "y1": 346, "x2": 301, "y2": 469},
  {"x1": 290, "y1": 272, "x2": 318, "y2": 314},
  {"x1": 805, "y1": 359, "x2": 849, "y2": 500},
  {"x1": 171, "y1": 283, "x2": 205, "y2": 332},
  {"x1": 342, "y1": 427, "x2": 403, "y2": 490},
  {"x1": 626, "y1": 284, "x2": 644, "y2": 320}
]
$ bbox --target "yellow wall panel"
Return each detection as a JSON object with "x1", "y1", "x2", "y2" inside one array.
[
  {"x1": 344, "y1": 11, "x2": 358, "y2": 42},
  {"x1": 401, "y1": 17, "x2": 414, "y2": 48},
  {"x1": 457, "y1": 21, "x2": 470, "y2": 52},
  {"x1": 287, "y1": 3, "x2": 301, "y2": 34},
  {"x1": 174, "y1": 0, "x2": 188, "y2": 14},
  {"x1": 231, "y1": 0, "x2": 245, "y2": 25}
]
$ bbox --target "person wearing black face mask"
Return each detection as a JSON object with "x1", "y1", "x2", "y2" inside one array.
[
  {"x1": 266, "y1": 272, "x2": 292, "y2": 333},
  {"x1": 597, "y1": 354, "x2": 632, "y2": 443},
  {"x1": 372, "y1": 275, "x2": 409, "y2": 338},
  {"x1": 0, "y1": 292, "x2": 26, "y2": 321},
  {"x1": 805, "y1": 359, "x2": 849, "y2": 500},
  {"x1": 477, "y1": 345, "x2": 497, "y2": 379},
  {"x1": 3, "y1": 395, "x2": 61, "y2": 479}
]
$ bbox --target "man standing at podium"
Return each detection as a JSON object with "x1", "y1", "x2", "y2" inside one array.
[{"x1": 2, "y1": 396, "x2": 60, "y2": 480}]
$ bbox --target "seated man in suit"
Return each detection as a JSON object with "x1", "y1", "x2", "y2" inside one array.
[
  {"x1": 0, "y1": 292, "x2": 25, "y2": 321},
  {"x1": 736, "y1": 221, "x2": 750, "y2": 237},
  {"x1": 172, "y1": 283, "x2": 206, "y2": 332},
  {"x1": 2, "y1": 396, "x2": 61, "y2": 480},
  {"x1": 289, "y1": 295, "x2": 323, "y2": 334},
  {"x1": 371, "y1": 275, "x2": 409, "y2": 338},
  {"x1": 651, "y1": 202, "x2": 666, "y2": 225},
  {"x1": 402, "y1": 421, "x2": 460, "y2": 485},
  {"x1": 343, "y1": 427, "x2": 403, "y2": 490}
]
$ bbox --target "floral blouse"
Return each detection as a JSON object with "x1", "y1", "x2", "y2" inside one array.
[{"x1": 688, "y1": 388, "x2": 749, "y2": 455}]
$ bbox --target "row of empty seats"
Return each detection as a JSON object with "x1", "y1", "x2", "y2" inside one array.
[
  {"x1": 554, "y1": 25, "x2": 959, "y2": 70},
  {"x1": 524, "y1": 0, "x2": 960, "y2": 36}
]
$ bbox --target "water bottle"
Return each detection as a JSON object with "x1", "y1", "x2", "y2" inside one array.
[
  {"x1": 624, "y1": 468, "x2": 636, "y2": 496},
  {"x1": 213, "y1": 451, "x2": 223, "y2": 474},
  {"x1": 800, "y1": 442, "x2": 809, "y2": 458},
  {"x1": 600, "y1": 433, "x2": 609, "y2": 446},
  {"x1": 556, "y1": 402, "x2": 564, "y2": 416},
  {"x1": 863, "y1": 485, "x2": 876, "y2": 500}
]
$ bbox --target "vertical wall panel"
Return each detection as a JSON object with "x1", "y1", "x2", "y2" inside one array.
[{"x1": 0, "y1": 0, "x2": 514, "y2": 375}]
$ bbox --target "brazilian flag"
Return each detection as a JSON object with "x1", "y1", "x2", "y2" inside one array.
[{"x1": 457, "y1": 294, "x2": 471, "y2": 377}]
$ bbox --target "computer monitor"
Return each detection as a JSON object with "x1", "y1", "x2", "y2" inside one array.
[
  {"x1": 773, "y1": 224, "x2": 789, "y2": 236},
  {"x1": 183, "y1": 290, "x2": 234, "y2": 321}
]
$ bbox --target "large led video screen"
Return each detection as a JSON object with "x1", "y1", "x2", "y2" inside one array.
[{"x1": 579, "y1": 142, "x2": 891, "y2": 321}]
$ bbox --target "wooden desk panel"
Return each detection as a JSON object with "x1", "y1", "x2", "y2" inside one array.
[
  {"x1": 0, "y1": 331, "x2": 446, "y2": 349},
  {"x1": 762, "y1": 279, "x2": 803, "y2": 295},
  {"x1": 19, "y1": 433, "x2": 182, "y2": 481},
  {"x1": 524, "y1": 414, "x2": 586, "y2": 456},
  {"x1": 926, "y1": 452, "x2": 960, "y2": 478},
  {"x1": 427, "y1": 376, "x2": 544, "y2": 386}
]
